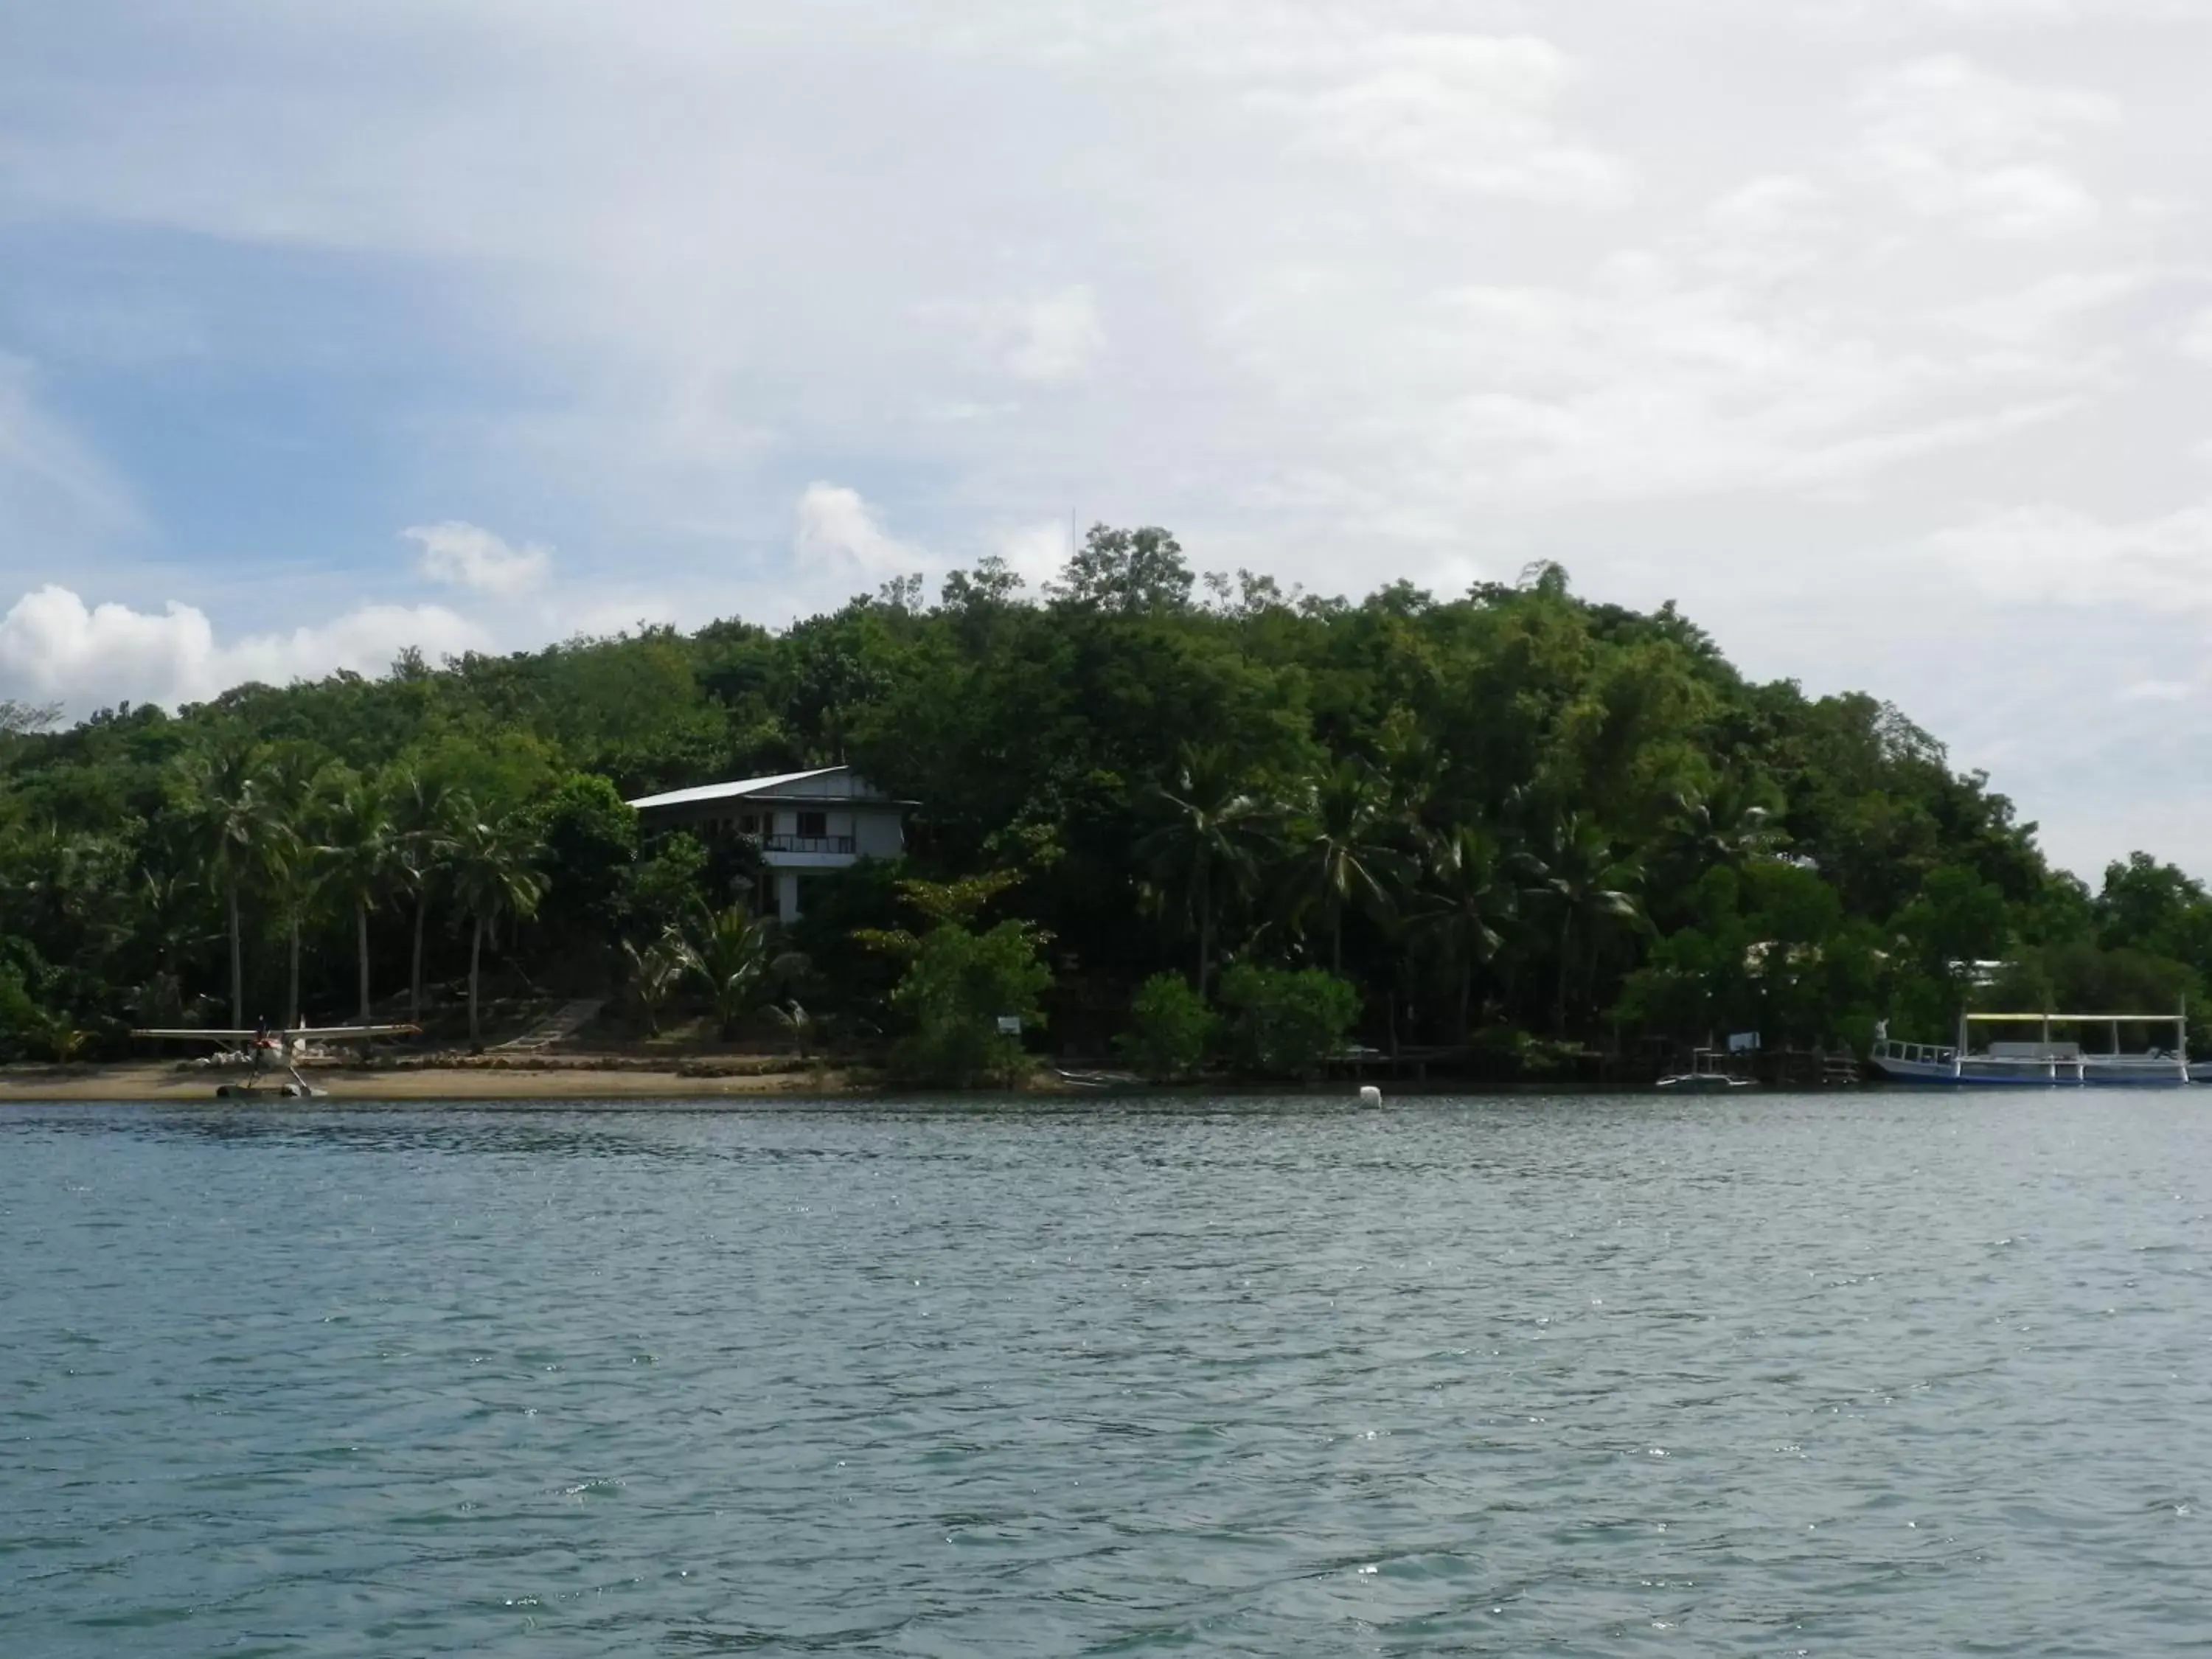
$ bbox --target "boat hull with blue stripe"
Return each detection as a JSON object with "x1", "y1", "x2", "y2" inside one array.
[{"x1": 1870, "y1": 1012, "x2": 2199, "y2": 1087}]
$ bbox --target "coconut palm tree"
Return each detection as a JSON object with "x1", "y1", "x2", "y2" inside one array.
[
  {"x1": 1670, "y1": 781, "x2": 1787, "y2": 871},
  {"x1": 677, "y1": 902, "x2": 786, "y2": 1039},
  {"x1": 1135, "y1": 745, "x2": 1281, "y2": 995},
  {"x1": 1520, "y1": 812, "x2": 1646, "y2": 1036},
  {"x1": 392, "y1": 771, "x2": 462, "y2": 1027},
  {"x1": 258, "y1": 819, "x2": 317, "y2": 1029},
  {"x1": 766, "y1": 998, "x2": 814, "y2": 1060},
  {"x1": 1281, "y1": 759, "x2": 1405, "y2": 974},
  {"x1": 451, "y1": 811, "x2": 547, "y2": 1048},
  {"x1": 178, "y1": 742, "x2": 277, "y2": 1029},
  {"x1": 254, "y1": 748, "x2": 326, "y2": 1029},
  {"x1": 622, "y1": 927, "x2": 687, "y2": 1036},
  {"x1": 1408, "y1": 824, "x2": 1513, "y2": 1040},
  {"x1": 316, "y1": 774, "x2": 401, "y2": 1029}
]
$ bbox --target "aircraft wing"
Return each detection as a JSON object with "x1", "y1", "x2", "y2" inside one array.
[{"x1": 133, "y1": 1024, "x2": 422, "y2": 1041}]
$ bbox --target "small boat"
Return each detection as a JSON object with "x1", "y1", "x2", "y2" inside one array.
[
  {"x1": 1657, "y1": 1047, "x2": 1755, "y2": 1091},
  {"x1": 1868, "y1": 1012, "x2": 2197, "y2": 1088}
]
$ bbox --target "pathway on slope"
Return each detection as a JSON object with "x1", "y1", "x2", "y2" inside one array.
[{"x1": 494, "y1": 998, "x2": 606, "y2": 1053}]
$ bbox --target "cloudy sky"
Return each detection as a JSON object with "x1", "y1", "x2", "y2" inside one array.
[{"x1": 2, "y1": 0, "x2": 2209, "y2": 878}]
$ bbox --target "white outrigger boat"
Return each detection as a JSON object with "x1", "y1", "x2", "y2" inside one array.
[
  {"x1": 1869, "y1": 1012, "x2": 2199, "y2": 1088},
  {"x1": 1656, "y1": 1046, "x2": 1756, "y2": 1092},
  {"x1": 133, "y1": 1022, "x2": 419, "y2": 1098}
]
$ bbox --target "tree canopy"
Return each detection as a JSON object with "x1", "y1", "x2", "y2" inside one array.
[{"x1": 1, "y1": 524, "x2": 2202, "y2": 1074}]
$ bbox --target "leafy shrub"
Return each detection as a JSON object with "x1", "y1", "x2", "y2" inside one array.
[
  {"x1": 889, "y1": 920, "x2": 1053, "y2": 1087},
  {"x1": 1117, "y1": 972, "x2": 1214, "y2": 1081},
  {"x1": 0, "y1": 966, "x2": 48, "y2": 1062},
  {"x1": 1215, "y1": 964, "x2": 1359, "y2": 1080}
]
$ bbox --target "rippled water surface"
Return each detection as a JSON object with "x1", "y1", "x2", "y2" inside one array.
[{"x1": 5, "y1": 1093, "x2": 2212, "y2": 1655}]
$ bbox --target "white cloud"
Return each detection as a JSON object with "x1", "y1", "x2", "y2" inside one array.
[
  {"x1": 1924, "y1": 498, "x2": 2212, "y2": 611},
  {"x1": 2118, "y1": 678, "x2": 2195, "y2": 702},
  {"x1": 1700, "y1": 177, "x2": 1843, "y2": 282},
  {"x1": 990, "y1": 519, "x2": 1072, "y2": 589},
  {"x1": 1947, "y1": 269, "x2": 2156, "y2": 344},
  {"x1": 1854, "y1": 56, "x2": 2114, "y2": 237},
  {"x1": 402, "y1": 520, "x2": 551, "y2": 594},
  {"x1": 2180, "y1": 307, "x2": 2212, "y2": 364},
  {"x1": 1008, "y1": 287, "x2": 1107, "y2": 383},
  {"x1": 0, "y1": 355, "x2": 136, "y2": 538},
  {"x1": 793, "y1": 483, "x2": 928, "y2": 582},
  {"x1": 0, "y1": 585, "x2": 490, "y2": 712},
  {"x1": 1248, "y1": 34, "x2": 1628, "y2": 206}
]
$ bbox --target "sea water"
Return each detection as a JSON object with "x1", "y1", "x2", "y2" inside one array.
[{"x1": 4, "y1": 1093, "x2": 2209, "y2": 1655}]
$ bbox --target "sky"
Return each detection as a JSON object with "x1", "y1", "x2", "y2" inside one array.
[{"x1": 2, "y1": 0, "x2": 2210, "y2": 881}]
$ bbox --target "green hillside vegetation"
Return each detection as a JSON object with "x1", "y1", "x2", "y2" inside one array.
[{"x1": 3, "y1": 526, "x2": 2207, "y2": 1082}]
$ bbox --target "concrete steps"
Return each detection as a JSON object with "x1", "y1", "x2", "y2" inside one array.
[{"x1": 495, "y1": 998, "x2": 606, "y2": 1052}]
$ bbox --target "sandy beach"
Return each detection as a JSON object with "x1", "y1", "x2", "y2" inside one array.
[{"x1": 0, "y1": 1057, "x2": 866, "y2": 1103}]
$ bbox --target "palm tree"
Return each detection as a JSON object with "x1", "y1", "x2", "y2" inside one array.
[
  {"x1": 178, "y1": 743, "x2": 276, "y2": 1029},
  {"x1": 622, "y1": 927, "x2": 687, "y2": 1036},
  {"x1": 677, "y1": 902, "x2": 785, "y2": 1039},
  {"x1": 259, "y1": 820, "x2": 317, "y2": 1029},
  {"x1": 451, "y1": 811, "x2": 547, "y2": 1048},
  {"x1": 1671, "y1": 782, "x2": 1786, "y2": 871},
  {"x1": 130, "y1": 867, "x2": 207, "y2": 1029},
  {"x1": 256, "y1": 749, "x2": 326, "y2": 1029},
  {"x1": 1408, "y1": 824, "x2": 1512, "y2": 1040},
  {"x1": 392, "y1": 772, "x2": 462, "y2": 1027},
  {"x1": 1135, "y1": 745, "x2": 1281, "y2": 995},
  {"x1": 766, "y1": 999, "x2": 814, "y2": 1060},
  {"x1": 316, "y1": 775, "x2": 401, "y2": 1029},
  {"x1": 1520, "y1": 812, "x2": 1646, "y2": 1036},
  {"x1": 1282, "y1": 759, "x2": 1405, "y2": 974}
]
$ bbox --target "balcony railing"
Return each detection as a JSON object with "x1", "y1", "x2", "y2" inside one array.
[{"x1": 762, "y1": 834, "x2": 855, "y2": 855}]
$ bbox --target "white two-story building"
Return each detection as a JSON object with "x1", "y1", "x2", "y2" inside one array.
[{"x1": 626, "y1": 765, "x2": 909, "y2": 922}]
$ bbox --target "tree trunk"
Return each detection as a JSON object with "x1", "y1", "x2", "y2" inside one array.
[
  {"x1": 228, "y1": 888, "x2": 244, "y2": 1031},
  {"x1": 468, "y1": 916, "x2": 484, "y2": 1049},
  {"x1": 287, "y1": 920, "x2": 301, "y2": 1029},
  {"x1": 1195, "y1": 863, "x2": 1214, "y2": 997},
  {"x1": 1458, "y1": 958, "x2": 1473, "y2": 1043},
  {"x1": 410, "y1": 897, "x2": 428, "y2": 1026},
  {"x1": 1331, "y1": 909, "x2": 1343, "y2": 975},
  {"x1": 356, "y1": 904, "x2": 372, "y2": 1026},
  {"x1": 1554, "y1": 910, "x2": 1573, "y2": 1035}
]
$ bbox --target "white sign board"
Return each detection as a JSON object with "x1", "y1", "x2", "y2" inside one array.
[{"x1": 995, "y1": 1015, "x2": 1023, "y2": 1035}]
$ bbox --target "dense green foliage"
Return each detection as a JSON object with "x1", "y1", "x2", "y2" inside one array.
[
  {"x1": 2, "y1": 526, "x2": 2208, "y2": 1075},
  {"x1": 1215, "y1": 964, "x2": 1363, "y2": 1081},
  {"x1": 888, "y1": 920, "x2": 1054, "y2": 1088},
  {"x1": 1118, "y1": 972, "x2": 1216, "y2": 1082}
]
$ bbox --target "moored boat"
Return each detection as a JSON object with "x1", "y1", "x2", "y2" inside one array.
[
  {"x1": 1657, "y1": 1046, "x2": 1756, "y2": 1091},
  {"x1": 1869, "y1": 1012, "x2": 2196, "y2": 1088}
]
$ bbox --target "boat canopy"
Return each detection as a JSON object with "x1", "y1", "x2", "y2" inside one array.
[{"x1": 1962, "y1": 1012, "x2": 2184, "y2": 1023}]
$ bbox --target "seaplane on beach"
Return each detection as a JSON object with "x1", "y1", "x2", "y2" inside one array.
[{"x1": 131, "y1": 1023, "x2": 420, "y2": 1098}]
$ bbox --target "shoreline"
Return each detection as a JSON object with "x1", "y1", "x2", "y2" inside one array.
[{"x1": 0, "y1": 1059, "x2": 873, "y2": 1103}]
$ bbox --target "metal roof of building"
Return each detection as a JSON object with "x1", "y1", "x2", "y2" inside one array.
[{"x1": 627, "y1": 767, "x2": 849, "y2": 812}]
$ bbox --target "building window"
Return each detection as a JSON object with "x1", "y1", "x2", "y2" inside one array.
[{"x1": 797, "y1": 810, "x2": 828, "y2": 838}]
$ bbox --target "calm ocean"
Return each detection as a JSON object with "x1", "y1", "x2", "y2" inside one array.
[{"x1": 4, "y1": 1094, "x2": 2208, "y2": 1655}]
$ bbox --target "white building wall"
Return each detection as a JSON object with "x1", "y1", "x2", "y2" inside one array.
[{"x1": 854, "y1": 810, "x2": 904, "y2": 858}]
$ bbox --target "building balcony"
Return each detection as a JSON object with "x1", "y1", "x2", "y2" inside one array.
[{"x1": 762, "y1": 834, "x2": 856, "y2": 855}]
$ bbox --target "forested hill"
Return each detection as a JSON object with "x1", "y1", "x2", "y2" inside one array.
[{"x1": 3, "y1": 526, "x2": 2208, "y2": 1071}]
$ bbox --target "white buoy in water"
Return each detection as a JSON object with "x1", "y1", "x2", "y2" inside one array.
[{"x1": 1359, "y1": 1085, "x2": 1382, "y2": 1109}]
